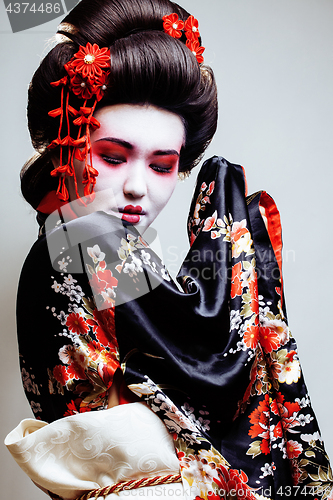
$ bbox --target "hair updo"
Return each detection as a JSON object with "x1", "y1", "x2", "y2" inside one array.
[{"x1": 21, "y1": 0, "x2": 218, "y2": 210}]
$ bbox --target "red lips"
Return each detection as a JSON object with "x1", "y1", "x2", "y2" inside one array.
[
  {"x1": 120, "y1": 205, "x2": 143, "y2": 224},
  {"x1": 123, "y1": 205, "x2": 143, "y2": 213}
]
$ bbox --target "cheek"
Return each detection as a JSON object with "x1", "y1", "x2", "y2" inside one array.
[
  {"x1": 92, "y1": 161, "x2": 122, "y2": 194},
  {"x1": 152, "y1": 174, "x2": 178, "y2": 208}
]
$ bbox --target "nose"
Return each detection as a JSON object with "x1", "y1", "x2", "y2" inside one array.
[{"x1": 123, "y1": 162, "x2": 147, "y2": 199}]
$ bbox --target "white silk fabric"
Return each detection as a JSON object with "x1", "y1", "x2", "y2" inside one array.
[{"x1": 5, "y1": 402, "x2": 185, "y2": 500}]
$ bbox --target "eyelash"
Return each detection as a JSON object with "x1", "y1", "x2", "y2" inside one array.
[
  {"x1": 101, "y1": 155, "x2": 124, "y2": 165},
  {"x1": 150, "y1": 165, "x2": 173, "y2": 173},
  {"x1": 101, "y1": 156, "x2": 173, "y2": 173}
]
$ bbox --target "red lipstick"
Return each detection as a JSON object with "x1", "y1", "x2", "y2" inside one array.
[{"x1": 120, "y1": 205, "x2": 144, "y2": 224}]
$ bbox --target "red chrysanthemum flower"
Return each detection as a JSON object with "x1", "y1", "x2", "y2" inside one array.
[
  {"x1": 163, "y1": 13, "x2": 184, "y2": 38},
  {"x1": 53, "y1": 364, "x2": 69, "y2": 385},
  {"x1": 186, "y1": 39, "x2": 205, "y2": 64},
  {"x1": 286, "y1": 440, "x2": 303, "y2": 459},
  {"x1": 259, "y1": 326, "x2": 282, "y2": 353},
  {"x1": 184, "y1": 15, "x2": 200, "y2": 41},
  {"x1": 66, "y1": 312, "x2": 90, "y2": 335},
  {"x1": 67, "y1": 361, "x2": 87, "y2": 380},
  {"x1": 243, "y1": 325, "x2": 259, "y2": 350},
  {"x1": 71, "y1": 43, "x2": 111, "y2": 82}
]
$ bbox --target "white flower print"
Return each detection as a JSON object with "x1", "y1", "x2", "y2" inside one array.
[
  {"x1": 58, "y1": 258, "x2": 68, "y2": 271},
  {"x1": 295, "y1": 395, "x2": 310, "y2": 408},
  {"x1": 278, "y1": 359, "x2": 301, "y2": 385},
  {"x1": 64, "y1": 274, "x2": 76, "y2": 286},
  {"x1": 59, "y1": 344, "x2": 76, "y2": 365},
  {"x1": 260, "y1": 462, "x2": 275, "y2": 478},
  {"x1": 297, "y1": 414, "x2": 314, "y2": 426},
  {"x1": 57, "y1": 310, "x2": 67, "y2": 325},
  {"x1": 87, "y1": 244, "x2": 106, "y2": 264},
  {"x1": 51, "y1": 281, "x2": 62, "y2": 293},
  {"x1": 230, "y1": 309, "x2": 242, "y2": 331},
  {"x1": 300, "y1": 432, "x2": 322, "y2": 444},
  {"x1": 140, "y1": 249, "x2": 151, "y2": 265}
]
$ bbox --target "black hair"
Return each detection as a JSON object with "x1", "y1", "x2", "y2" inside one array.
[{"x1": 21, "y1": 0, "x2": 218, "y2": 209}]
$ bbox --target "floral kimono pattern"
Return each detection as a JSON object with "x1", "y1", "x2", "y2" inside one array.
[{"x1": 17, "y1": 156, "x2": 332, "y2": 500}]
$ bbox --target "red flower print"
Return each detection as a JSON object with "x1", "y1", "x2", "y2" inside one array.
[
  {"x1": 273, "y1": 421, "x2": 283, "y2": 439},
  {"x1": 163, "y1": 13, "x2": 184, "y2": 38},
  {"x1": 260, "y1": 439, "x2": 270, "y2": 455},
  {"x1": 66, "y1": 313, "x2": 90, "y2": 335},
  {"x1": 201, "y1": 182, "x2": 207, "y2": 190},
  {"x1": 248, "y1": 279, "x2": 259, "y2": 315},
  {"x1": 207, "y1": 181, "x2": 215, "y2": 195},
  {"x1": 97, "y1": 269, "x2": 118, "y2": 289},
  {"x1": 87, "y1": 308, "x2": 116, "y2": 347},
  {"x1": 97, "y1": 357, "x2": 119, "y2": 388},
  {"x1": 231, "y1": 220, "x2": 248, "y2": 242},
  {"x1": 86, "y1": 341, "x2": 100, "y2": 361},
  {"x1": 64, "y1": 399, "x2": 80, "y2": 416},
  {"x1": 67, "y1": 361, "x2": 86, "y2": 380},
  {"x1": 185, "y1": 39, "x2": 205, "y2": 64},
  {"x1": 184, "y1": 15, "x2": 200, "y2": 41},
  {"x1": 231, "y1": 262, "x2": 243, "y2": 299},
  {"x1": 243, "y1": 325, "x2": 259, "y2": 349},
  {"x1": 259, "y1": 326, "x2": 282, "y2": 353},
  {"x1": 215, "y1": 465, "x2": 255, "y2": 499},
  {"x1": 290, "y1": 459, "x2": 302, "y2": 486},
  {"x1": 248, "y1": 395, "x2": 271, "y2": 455},
  {"x1": 286, "y1": 440, "x2": 303, "y2": 459},
  {"x1": 286, "y1": 350, "x2": 296, "y2": 362},
  {"x1": 203, "y1": 210, "x2": 217, "y2": 231},
  {"x1": 89, "y1": 273, "x2": 107, "y2": 295},
  {"x1": 70, "y1": 43, "x2": 111, "y2": 81},
  {"x1": 53, "y1": 364, "x2": 69, "y2": 385}
]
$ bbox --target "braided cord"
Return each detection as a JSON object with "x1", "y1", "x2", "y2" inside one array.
[{"x1": 76, "y1": 473, "x2": 182, "y2": 500}]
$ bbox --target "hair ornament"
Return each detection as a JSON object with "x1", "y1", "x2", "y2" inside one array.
[
  {"x1": 163, "y1": 13, "x2": 205, "y2": 64},
  {"x1": 47, "y1": 42, "x2": 111, "y2": 203},
  {"x1": 162, "y1": 13, "x2": 184, "y2": 38},
  {"x1": 184, "y1": 15, "x2": 200, "y2": 41},
  {"x1": 186, "y1": 40, "x2": 205, "y2": 65}
]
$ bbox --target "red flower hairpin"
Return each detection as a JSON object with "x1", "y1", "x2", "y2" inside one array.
[
  {"x1": 162, "y1": 13, "x2": 184, "y2": 38},
  {"x1": 163, "y1": 13, "x2": 205, "y2": 64},
  {"x1": 184, "y1": 15, "x2": 200, "y2": 41},
  {"x1": 47, "y1": 43, "x2": 111, "y2": 203},
  {"x1": 186, "y1": 40, "x2": 205, "y2": 65}
]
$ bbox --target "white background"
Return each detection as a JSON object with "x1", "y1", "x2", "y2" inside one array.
[{"x1": 1, "y1": 0, "x2": 332, "y2": 497}]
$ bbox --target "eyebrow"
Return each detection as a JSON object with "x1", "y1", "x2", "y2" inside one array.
[
  {"x1": 95, "y1": 137, "x2": 133, "y2": 149},
  {"x1": 95, "y1": 137, "x2": 180, "y2": 157}
]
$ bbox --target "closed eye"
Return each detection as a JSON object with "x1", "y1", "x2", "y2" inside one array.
[
  {"x1": 150, "y1": 164, "x2": 173, "y2": 173},
  {"x1": 101, "y1": 155, "x2": 125, "y2": 165}
]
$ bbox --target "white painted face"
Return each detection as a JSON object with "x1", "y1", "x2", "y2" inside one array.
[{"x1": 68, "y1": 104, "x2": 185, "y2": 233}]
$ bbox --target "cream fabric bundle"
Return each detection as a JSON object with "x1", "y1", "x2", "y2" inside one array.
[{"x1": 5, "y1": 402, "x2": 184, "y2": 500}]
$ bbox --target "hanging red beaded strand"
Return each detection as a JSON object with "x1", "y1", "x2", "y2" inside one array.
[{"x1": 47, "y1": 42, "x2": 111, "y2": 204}]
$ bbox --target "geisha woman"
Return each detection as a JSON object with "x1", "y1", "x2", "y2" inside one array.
[{"x1": 5, "y1": 0, "x2": 333, "y2": 499}]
